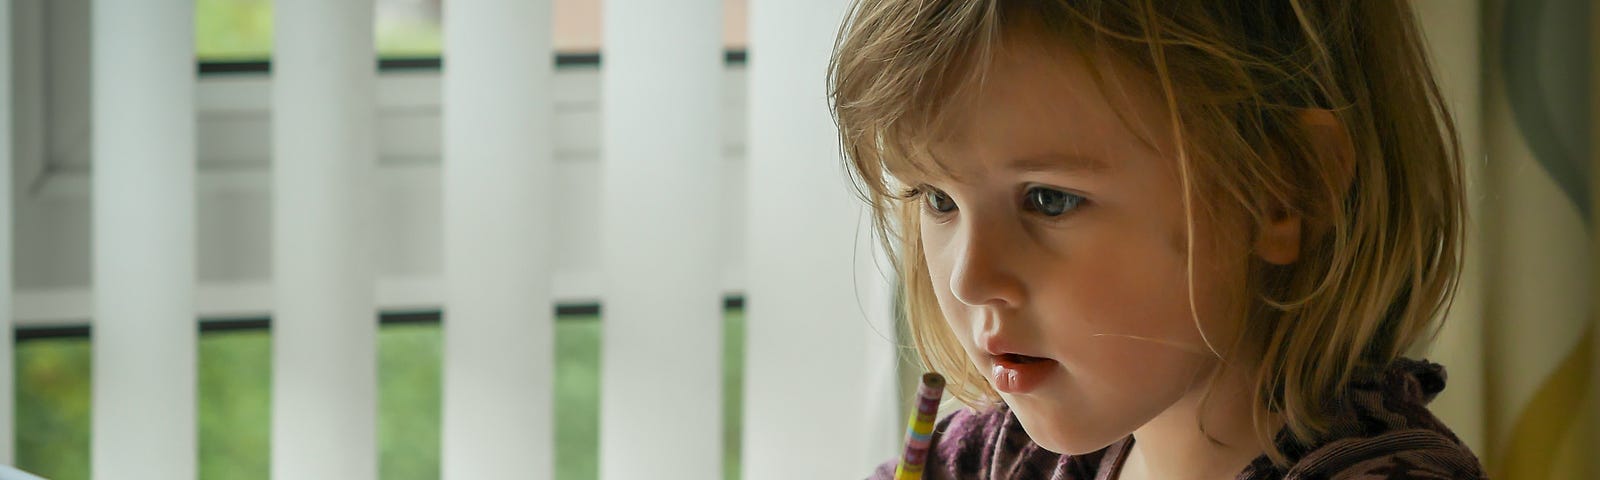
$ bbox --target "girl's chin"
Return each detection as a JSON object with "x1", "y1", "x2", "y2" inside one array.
[{"x1": 1007, "y1": 400, "x2": 1130, "y2": 456}]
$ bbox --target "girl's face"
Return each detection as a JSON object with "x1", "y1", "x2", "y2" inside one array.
[{"x1": 912, "y1": 42, "x2": 1254, "y2": 455}]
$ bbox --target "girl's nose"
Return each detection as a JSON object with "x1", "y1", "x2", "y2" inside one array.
[{"x1": 947, "y1": 219, "x2": 1027, "y2": 309}]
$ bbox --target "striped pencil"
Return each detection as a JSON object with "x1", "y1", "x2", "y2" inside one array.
[{"x1": 894, "y1": 372, "x2": 946, "y2": 480}]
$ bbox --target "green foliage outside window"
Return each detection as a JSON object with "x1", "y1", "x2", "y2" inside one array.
[
  {"x1": 15, "y1": 312, "x2": 746, "y2": 480},
  {"x1": 196, "y1": 0, "x2": 443, "y2": 61}
]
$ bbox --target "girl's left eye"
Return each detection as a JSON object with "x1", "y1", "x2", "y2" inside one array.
[{"x1": 1025, "y1": 186, "x2": 1084, "y2": 216}]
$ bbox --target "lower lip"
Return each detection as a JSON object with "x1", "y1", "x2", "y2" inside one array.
[{"x1": 991, "y1": 356, "x2": 1059, "y2": 394}]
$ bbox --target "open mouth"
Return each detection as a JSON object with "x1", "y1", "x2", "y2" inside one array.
[
  {"x1": 999, "y1": 353, "x2": 1049, "y2": 364},
  {"x1": 991, "y1": 352, "x2": 1058, "y2": 394}
]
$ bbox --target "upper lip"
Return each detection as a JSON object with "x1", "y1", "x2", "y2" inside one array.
[{"x1": 979, "y1": 334, "x2": 1050, "y2": 360}]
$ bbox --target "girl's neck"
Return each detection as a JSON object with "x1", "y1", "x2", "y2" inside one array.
[{"x1": 1114, "y1": 361, "x2": 1281, "y2": 480}]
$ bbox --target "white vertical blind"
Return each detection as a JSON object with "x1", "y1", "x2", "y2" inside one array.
[
  {"x1": 270, "y1": 1, "x2": 378, "y2": 479},
  {"x1": 89, "y1": 1, "x2": 196, "y2": 479},
  {"x1": 0, "y1": 0, "x2": 13, "y2": 465},
  {"x1": 440, "y1": 0, "x2": 557, "y2": 478},
  {"x1": 744, "y1": 0, "x2": 900, "y2": 478},
  {"x1": 598, "y1": 0, "x2": 726, "y2": 478},
  {"x1": 856, "y1": 221, "x2": 905, "y2": 459}
]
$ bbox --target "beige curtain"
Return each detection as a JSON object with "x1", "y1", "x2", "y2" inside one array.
[
  {"x1": 1464, "y1": 1, "x2": 1597, "y2": 479},
  {"x1": 1590, "y1": 4, "x2": 1600, "y2": 478},
  {"x1": 1386, "y1": 2, "x2": 1600, "y2": 479}
]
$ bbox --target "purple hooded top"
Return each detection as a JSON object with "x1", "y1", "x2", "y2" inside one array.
[{"x1": 868, "y1": 357, "x2": 1486, "y2": 479}]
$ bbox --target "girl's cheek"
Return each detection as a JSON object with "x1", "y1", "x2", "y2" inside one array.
[{"x1": 1068, "y1": 232, "x2": 1188, "y2": 330}]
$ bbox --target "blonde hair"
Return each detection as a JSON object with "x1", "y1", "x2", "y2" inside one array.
[{"x1": 828, "y1": 0, "x2": 1464, "y2": 465}]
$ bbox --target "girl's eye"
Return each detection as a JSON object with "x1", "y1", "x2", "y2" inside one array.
[
  {"x1": 1026, "y1": 186, "x2": 1083, "y2": 216},
  {"x1": 923, "y1": 187, "x2": 957, "y2": 215}
]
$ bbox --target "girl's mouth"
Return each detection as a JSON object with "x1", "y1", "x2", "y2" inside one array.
[
  {"x1": 992, "y1": 353, "x2": 1058, "y2": 394},
  {"x1": 1000, "y1": 353, "x2": 1049, "y2": 364}
]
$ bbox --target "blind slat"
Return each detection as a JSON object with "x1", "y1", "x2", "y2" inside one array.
[
  {"x1": 90, "y1": 1, "x2": 197, "y2": 478},
  {"x1": 598, "y1": 1, "x2": 726, "y2": 478},
  {"x1": 440, "y1": 0, "x2": 557, "y2": 477},
  {"x1": 0, "y1": 0, "x2": 14, "y2": 465},
  {"x1": 270, "y1": 1, "x2": 378, "y2": 479},
  {"x1": 744, "y1": 0, "x2": 902, "y2": 477}
]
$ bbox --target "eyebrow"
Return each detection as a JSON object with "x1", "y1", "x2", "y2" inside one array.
[{"x1": 1006, "y1": 153, "x2": 1109, "y2": 174}]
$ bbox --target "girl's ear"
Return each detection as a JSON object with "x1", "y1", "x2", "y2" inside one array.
[
  {"x1": 1254, "y1": 109, "x2": 1355, "y2": 266},
  {"x1": 1255, "y1": 208, "x2": 1303, "y2": 265},
  {"x1": 1298, "y1": 109, "x2": 1357, "y2": 199}
]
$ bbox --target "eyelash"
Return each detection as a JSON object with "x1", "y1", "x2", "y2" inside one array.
[{"x1": 898, "y1": 184, "x2": 1086, "y2": 220}]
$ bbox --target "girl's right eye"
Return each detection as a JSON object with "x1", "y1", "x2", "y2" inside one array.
[{"x1": 919, "y1": 186, "x2": 957, "y2": 216}]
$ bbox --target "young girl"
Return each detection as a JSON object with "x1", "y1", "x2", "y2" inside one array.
[{"x1": 830, "y1": 1, "x2": 1485, "y2": 479}]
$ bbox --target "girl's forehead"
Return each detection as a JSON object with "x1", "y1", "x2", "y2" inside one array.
[
  {"x1": 909, "y1": 141, "x2": 1113, "y2": 181},
  {"x1": 900, "y1": 47, "x2": 1166, "y2": 183}
]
